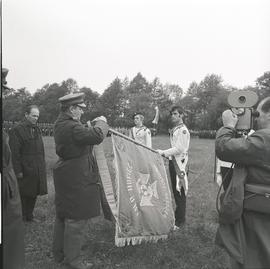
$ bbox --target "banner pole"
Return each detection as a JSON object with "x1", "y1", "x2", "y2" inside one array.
[{"x1": 108, "y1": 128, "x2": 159, "y2": 154}]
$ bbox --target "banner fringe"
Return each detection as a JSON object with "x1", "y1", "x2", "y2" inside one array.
[{"x1": 115, "y1": 235, "x2": 168, "y2": 247}]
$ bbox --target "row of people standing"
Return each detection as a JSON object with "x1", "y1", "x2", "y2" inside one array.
[
  {"x1": 3, "y1": 121, "x2": 54, "y2": 136},
  {"x1": 3, "y1": 69, "x2": 191, "y2": 269}
]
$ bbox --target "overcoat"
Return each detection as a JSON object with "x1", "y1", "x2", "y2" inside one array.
[
  {"x1": 9, "y1": 119, "x2": 47, "y2": 197},
  {"x1": 215, "y1": 127, "x2": 270, "y2": 268},
  {"x1": 53, "y1": 112, "x2": 108, "y2": 220},
  {"x1": 3, "y1": 131, "x2": 25, "y2": 269}
]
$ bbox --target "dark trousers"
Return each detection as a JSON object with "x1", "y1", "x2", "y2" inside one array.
[
  {"x1": 52, "y1": 215, "x2": 87, "y2": 266},
  {"x1": 20, "y1": 195, "x2": 37, "y2": 221},
  {"x1": 169, "y1": 160, "x2": 186, "y2": 225}
]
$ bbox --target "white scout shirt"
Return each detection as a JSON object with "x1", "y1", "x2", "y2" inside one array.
[
  {"x1": 129, "y1": 126, "x2": 152, "y2": 148},
  {"x1": 163, "y1": 123, "x2": 190, "y2": 194}
]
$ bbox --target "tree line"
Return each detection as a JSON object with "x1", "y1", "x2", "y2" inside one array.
[{"x1": 2, "y1": 71, "x2": 270, "y2": 132}]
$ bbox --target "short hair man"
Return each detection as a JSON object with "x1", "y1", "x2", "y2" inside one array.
[
  {"x1": 215, "y1": 97, "x2": 270, "y2": 269},
  {"x1": 52, "y1": 92, "x2": 109, "y2": 269},
  {"x1": 9, "y1": 104, "x2": 47, "y2": 222},
  {"x1": 129, "y1": 112, "x2": 152, "y2": 148},
  {"x1": 156, "y1": 106, "x2": 190, "y2": 228}
]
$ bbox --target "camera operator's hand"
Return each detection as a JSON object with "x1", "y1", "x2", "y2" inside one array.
[
  {"x1": 92, "y1": 116, "x2": 107, "y2": 123},
  {"x1": 222, "y1": 109, "x2": 238, "y2": 128}
]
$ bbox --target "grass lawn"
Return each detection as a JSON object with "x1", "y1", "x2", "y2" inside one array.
[{"x1": 24, "y1": 135, "x2": 229, "y2": 269}]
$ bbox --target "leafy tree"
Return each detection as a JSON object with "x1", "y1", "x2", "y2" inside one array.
[
  {"x1": 126, "y1": 72, "x2": 151, "y2": 94},
  {"x1": 99, "y1": 78, "x2": 125, "y2": 126},
  {"x1": 80, "y1": 87, "x2": 101, "y2": 122},
  {"x1": 163, "y1": 83, "x2": 183, "y2": 102},
  {"x1": 3, "y1": 88, "x2": 32, "y2": 121},
  {"x1": 255, "y1": 71, "x2": 270, "y2": 99},
  {"x1": 33, "y1": 81, "x2": 70, "y2": 122}
]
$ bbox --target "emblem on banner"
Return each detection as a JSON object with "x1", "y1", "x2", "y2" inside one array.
[{"x1": 136, "y1": 173, "x2": 158, "y2": 206}]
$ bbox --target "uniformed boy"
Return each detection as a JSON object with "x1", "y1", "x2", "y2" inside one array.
[
  {"x1": 129, "y1": 112, "x2": 152, "y2": 148},
  {"x1": 157, "y1": 106, "x2": 190, "y2": 227}
]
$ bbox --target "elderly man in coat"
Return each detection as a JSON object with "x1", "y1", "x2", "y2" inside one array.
[
  {"x1": 52, "y1": 92, "x2": 109, "y2": 269},
  {"x1": 9, "y1": 104, "x2": 47, "y2": 222},
  {"x1": 215, "y1": 96, "x2": 270, "y2": 269}
]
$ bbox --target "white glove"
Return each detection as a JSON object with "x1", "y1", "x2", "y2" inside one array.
[
  {"x1": 248, "y1": 129, "x2": 255, "y2": 136},
  {"x1": 156, "y1": 149, "x2": 165, "y2": 156},
  {"x1": 216, "y1": 174, "x2": 222, "y2": 187},
  {"x1": 92, "y1": 116, "x2": 107, "y2": 123}
]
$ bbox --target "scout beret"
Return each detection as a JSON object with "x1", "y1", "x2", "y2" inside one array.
[
  {"x1": 58, "y1": 92, "x2": 86, "y2": 107},
  {"x1": 133, "y1": 112, "x2": 144, "y2": 118}
]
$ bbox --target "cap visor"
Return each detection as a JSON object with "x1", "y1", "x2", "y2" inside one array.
[{"x1": 77, "y1": 103, "x2": 86, "y2": 108}]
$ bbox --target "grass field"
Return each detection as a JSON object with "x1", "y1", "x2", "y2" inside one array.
[{"x1": 24, "y1": 135, "x2": 230, "y2": 269}]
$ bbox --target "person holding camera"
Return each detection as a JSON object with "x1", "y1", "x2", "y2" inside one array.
[
  {"x1": 215, "y1": 97, "x2": 270, "y2": 269},
  {"x1": 52, "y1": 92, "x2": 109, "y2": 269}
]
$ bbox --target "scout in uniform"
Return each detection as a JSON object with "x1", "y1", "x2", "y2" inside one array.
[
  {"x1": 129, "y1": 112, "x2": 152, "y2": 148},
  {"x1": 157, "y1": 106, "x2": 190, "y2": 227}
]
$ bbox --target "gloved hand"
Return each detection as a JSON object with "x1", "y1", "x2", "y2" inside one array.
[{"x1": 156, "y1": 149, "x2": 165, "y2": 156}]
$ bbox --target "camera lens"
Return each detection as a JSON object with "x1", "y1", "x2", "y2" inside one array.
[{"x1": 238, "y1": 96, "x2": 246, "y2": 104}]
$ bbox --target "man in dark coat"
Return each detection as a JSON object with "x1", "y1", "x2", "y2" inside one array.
[
  {"x1": 9, "y1": 105, "x2": 47, "y2": 221},
  {"x1": 52, "y1": 92, "x2": 109, "y2": 269},
  {"x1": 215, "y1": 97, "x2": 270, "y2": 269},
  {"x1": 2, "y1": 68, "x2": 25, "y2": 269}
]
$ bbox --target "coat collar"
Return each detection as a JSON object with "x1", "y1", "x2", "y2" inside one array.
[
  {"x1": 22, "y1": 118, "x2": 37, "y2": 128},
  {"x1": 57, "y1": 112, "x2": 80, "y2": 122}
]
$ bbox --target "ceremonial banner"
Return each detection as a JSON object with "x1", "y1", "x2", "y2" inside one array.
[{"x1": 111, "y1": 134, "x2": 175, "y2": 246}]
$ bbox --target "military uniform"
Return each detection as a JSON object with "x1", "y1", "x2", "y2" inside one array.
[
  {"x1": 52, "y1": 93, "x2": 109, "y2": 269},
  {"x1": 215, "y1": 127, "x2": 270, "y2": 268},
  {"x1": 162, "y1": 123, "x2": 190, "y2": 226},
  {"x1": 129, "y1": 126, "x2": 152, "y2": 147}
]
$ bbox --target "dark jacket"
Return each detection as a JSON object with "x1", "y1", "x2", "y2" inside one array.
[
  {"x1": 9, "y1": 119, "x2": 47, "y2": 197},
  {"x1": 53, "y1": 112, "x2": 108, "y2": 220},
  {"x1": 215, "y1": 127, "x2": 270, "y2": 268},
  {"x1": 3, "y1": 131, "x2": 25, "y2": 269}
]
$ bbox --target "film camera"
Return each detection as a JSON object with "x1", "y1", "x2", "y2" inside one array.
[
  {"x1": 214, "y1": 90, "x2": 260, "y2": 186},
  {"x1": 227, "y1": 90, "x2": 259, "y2": 136}
]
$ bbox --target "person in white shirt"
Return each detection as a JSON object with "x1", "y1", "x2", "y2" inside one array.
[
  {"x1": 157, "y1": 106, "x2": 190, "y2": 227},
  {"x1": 129, "y1": 112, "x2": 152, "y2": 148}
]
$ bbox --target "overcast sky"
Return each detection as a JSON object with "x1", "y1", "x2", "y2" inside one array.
[{"x1": 2, "y1": 0, "x2": 270, "y2": 94}]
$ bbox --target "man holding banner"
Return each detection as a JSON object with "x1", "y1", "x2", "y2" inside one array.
[
  {"x1": 157, "y1": 106, "x2": 190, "y2": 228},
  {"x1": 52, "y1": 93, "x2": 108, "y2": 269}
]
